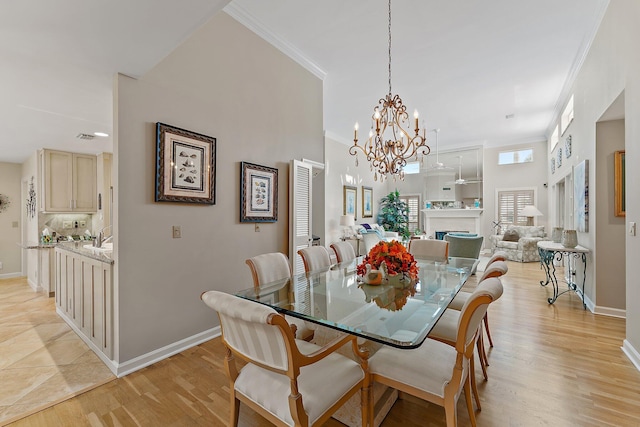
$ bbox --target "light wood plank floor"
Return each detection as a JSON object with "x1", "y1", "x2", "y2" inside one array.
[{"x1": 7, "y1": 261, "x2": 640, "y2": 426}]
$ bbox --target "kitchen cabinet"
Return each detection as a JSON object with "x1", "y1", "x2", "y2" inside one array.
[
  {"x1": 39, "y1": 247, "x2": 55, "y2": 296},
  {"x1": 424, "y1": 170, "x2": 456, "y2": 202},
  {"x1": 55, "y1": 246, "x2": 113, "y2": 359},
  {"x1": 40, "y1": 149, "x2": 97, "y2": 212}
]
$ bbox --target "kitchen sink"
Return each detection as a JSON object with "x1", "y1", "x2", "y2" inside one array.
[{"x1": 83, "y1": 242, "x2": 113, "y2": 255}]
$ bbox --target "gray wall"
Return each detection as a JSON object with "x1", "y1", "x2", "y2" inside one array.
[
  {"x1": 114, "y1": 11, "x2": 324, "y2": 363},
  {"x1": 0, "y1": 162, "x2": 22, "y2": 276},
  {"x1": 595, "y1": 119, "x2": 625, "y2": 311}
]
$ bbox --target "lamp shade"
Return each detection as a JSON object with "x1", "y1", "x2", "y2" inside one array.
[
  {"x1": 340, "y1": 215, "x2": 355, "y2": 227},
  {"x1": 520, "y1": 205, "x2": 543, "y2": 217}
]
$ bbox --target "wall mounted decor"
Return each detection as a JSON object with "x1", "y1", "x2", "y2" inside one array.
[
  {"x1": 565, "y1": 135, "x2": 572, "y2": 158},
  {"x1": 615, "y1": 150, "x2": 625, "y2": 217},
  {"x1": 550, "y1": 158, "x2": 555, "y2": 174},
  {"x1": 557, "y1": 147, "x2": 562, "y2": 168},
  {"x1": 573, "y1": 159, "x2": 589, "y2": 232},
  {"x1": 343, "y1": 185, "x2": 357, "y2": 220},
  {"x1": 0, "y1": 194, "x2": 10, "y2": 213},
  {"x1": 155, "y1": 122, "x2": 216, "y2": 204},
  {"x1": 26, "y1": 176, "x2": 36, "y2": 219},
  {"x1": 240, "y1": 162, "x2": 278, "y2": 222},
  {"x1": 362, "y1": 186, "x2": 373, "y2": 218}
]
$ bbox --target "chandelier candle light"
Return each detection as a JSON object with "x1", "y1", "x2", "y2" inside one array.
[{"x1": 349, "y1": 0, "x2": 430, "y2": 181}]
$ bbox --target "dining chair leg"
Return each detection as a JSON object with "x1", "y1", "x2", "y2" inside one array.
[
  {"x1": 463, "y1": 373, "x2": 477, "y2": 427},
  {"x1": 476, "y1": 334, "x2": 489, "y2": 381},
  {"x1": 469, "y1": 351, "x2": 482, "y2": 410},
  {"x1": 484, "y1": 312, "x2": 494, "y2": 347}
]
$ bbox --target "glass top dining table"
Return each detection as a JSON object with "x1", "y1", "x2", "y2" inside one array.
[{"x1": 236, "y1": 256, "x2": 478, "y2": 349}]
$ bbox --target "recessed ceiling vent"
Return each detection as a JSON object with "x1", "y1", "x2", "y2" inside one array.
[{"x1": 76, "y1": 133, "x2": 96, "y2": 140}]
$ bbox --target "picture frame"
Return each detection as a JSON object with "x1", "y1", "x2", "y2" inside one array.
[
  {"x1": 615, "y1": 150, "x2": 625, "y2": 217},
  {"x1": 240, "y1": 162, "x2": 278, "y2": 222},
  {"x1": 362, "y1": 186, "x2": 373, "y2": 218},
  {"x1": 343, "y1": 185, "x2": 357, "y2": 220},
  {"x1": 155, "y1": 122, "x2": 216, "y2": 204}
]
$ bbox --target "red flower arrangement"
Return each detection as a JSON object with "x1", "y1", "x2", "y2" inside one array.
[{"x1": 357, "y1": 240, "x2": 419, "y2": 280}]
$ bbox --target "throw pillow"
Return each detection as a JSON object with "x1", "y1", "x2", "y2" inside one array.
[{"x1": 503, "y1": 229, "x2": 520, "y2": 242}]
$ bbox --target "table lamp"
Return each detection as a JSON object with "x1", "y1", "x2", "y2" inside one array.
[
  {"x1": 340, "y1": 214, "x2": 355, "y2": 239},
  {"x1": 520, "y1": 205, "x2": 543, "y2": 226}
]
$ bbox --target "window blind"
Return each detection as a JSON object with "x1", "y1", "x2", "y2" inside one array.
[
  {"x1": 497, "y1": 190, "x2": 534, "y2": 225},
  {"x1": 400, "y1": 195, "x2": 420, "y2": 232}
]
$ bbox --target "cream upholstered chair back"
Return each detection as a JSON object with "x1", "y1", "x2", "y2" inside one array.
[
  {"x1": 457, "y1": 277, "x2": 503, "y2": 352},
  {"x1": 201, "y1": 290, "x2": 368, "y2": 427},
  {"x1": 486, "y1": 250, "x2": 508, "y2": 267},
  {"x1": 246, "y1": 252, "x2": 291, "y2": 286},
  {"x1": 408, "y1": 239, "x2": 449, "y2": 262},
  {"x1": 202, "y1": 291, "x2": 290, "y2": 370},
  {"x1": 298, "y1": 246, "x2": 332, "y2": 273},
  {"x1": 330, "y1": 241, "x2": 356, "y2": 264},
  {"x1": 479, "y1": 260, "x2": 508, "y2": 281},
  {"x1": 361, "y1": 232, "x2": 382, "y2": 254}
]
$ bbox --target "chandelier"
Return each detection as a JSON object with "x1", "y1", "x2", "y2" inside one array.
[{"x1": 349, "y1": 0, "x2": 430, "y2": 181}]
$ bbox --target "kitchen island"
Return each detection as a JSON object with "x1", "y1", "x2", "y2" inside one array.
[{"x1": 55, "y1": 241, "x2": 115, "y2": 366}]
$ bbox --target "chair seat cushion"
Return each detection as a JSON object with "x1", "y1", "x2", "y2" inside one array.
[
  {"x1": 447, "y1": 291, "x2": 470, "y2": 311},
  {"x1": 369, "y1": 338, "x2": 457, "y2": 398},
  {"x1": 235, "y1": 339, "x2": 364, "y2": 426},
  {"x1": 496, "y1": 240, "x2": 519, "y2": 249},
  {"x1": 428, "y1": 309, "x2": 459, "y2": 344}
]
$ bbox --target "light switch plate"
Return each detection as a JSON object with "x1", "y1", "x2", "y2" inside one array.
[
  {"x1": 629, "y1": 222, "x2": 636, "y2": 236},
  {"x1": 172, "y1": 225, "x2": 181, "y2": 238},
  {"x1": 63, "y1": 221, "x2": 72, "y2": 229}
]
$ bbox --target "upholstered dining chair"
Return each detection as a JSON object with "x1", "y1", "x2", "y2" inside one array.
[
  {"x1": 201, "y1": 290, "x2": 368, "y2": 427},
  {"x1": 368, "y1": 277, "x2": 503, "y2": 427},
  {"x1": 298, "y1": 246, "x2": 332, "y2": 273},
  {"x1": 408, "y1": 239, "x2": 449, "y2": 262},
  {"x1": 485, "y1": 250, "x2": 508, "y2": 268},
  {"x1": 330, "y1": 241, "x2": 357, "y2": 264},
  {"x1": 444, "y1": 234, "x2": 484, "y2": 274},
  {"x1": 245, "y1": 252, "x2": 314, "y2": 341}
]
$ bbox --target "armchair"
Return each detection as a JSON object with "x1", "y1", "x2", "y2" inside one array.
[{"x1": 488, "y1": 225, "x2": 546, "y2": 262}]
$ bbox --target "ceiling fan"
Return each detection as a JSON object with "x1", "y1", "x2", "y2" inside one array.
[
  {"x1": 449, "y1": 155, "x2": 483, "y2": 185},
  {"x1": 426, "y1": 129, "x2": 454, "y2": 172}
]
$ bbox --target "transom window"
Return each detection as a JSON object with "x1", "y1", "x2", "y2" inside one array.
[{"x1": 498, "y1": 148, "x2": 533, "y2": 165}]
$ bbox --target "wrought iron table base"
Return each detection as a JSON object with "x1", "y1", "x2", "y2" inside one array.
[{"x1": 538, "y1": 247, "x2": 587, "y2": 309}]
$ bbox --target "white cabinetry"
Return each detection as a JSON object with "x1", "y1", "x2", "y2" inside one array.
[
  {"x1": 55, "y1": 248, "x2": 113, "y2": 359},
  {"x1": 425, "y1": 170, "x2": 456, "y2": 202},
  {"x1": 40, "y1": 149, "x2": 97, "y2": 212}
]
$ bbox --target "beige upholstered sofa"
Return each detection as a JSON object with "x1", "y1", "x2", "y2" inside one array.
[{"x1": 488, "y1": 225, "x2": 546, "y2": 262}]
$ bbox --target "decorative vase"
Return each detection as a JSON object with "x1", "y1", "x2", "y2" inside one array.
[
  {"x1": 561, "y1": 229, "x2": 578, "y2": 248},
  {"x1": 552, "y1": 227, "x2": 563, "y2": 243}
]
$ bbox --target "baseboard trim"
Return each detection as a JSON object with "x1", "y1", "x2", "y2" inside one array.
[
  {"x1": 0, "y1": 272, "x2": 23, "y2": 279},
  {"x1": 27, "y1": 277, "x2": 42, "y2": 292},
  {"x1": 622, "y1": 340, "x2": 640, "y2": 373},
  {"x1": 593, "y1": 305, "x2": 626, "y2": 318},
  {"x1": 115, "y1": 327, "x2": 221, "y2": 378}
]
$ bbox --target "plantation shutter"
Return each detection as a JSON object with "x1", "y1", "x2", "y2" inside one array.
[
  {"x1": 498, "y1": 189, "x2": 534, "y2": 226},
  {"x1": 399, "y1": 195, "x2": 420, "y2": 232}
]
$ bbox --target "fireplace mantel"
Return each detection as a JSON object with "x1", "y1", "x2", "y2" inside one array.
[{"x1": 421, "y1": 209, "x2": 483, "y2": 238}]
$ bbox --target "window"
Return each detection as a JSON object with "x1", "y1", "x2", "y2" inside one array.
[
  {"x1": 550, "y1": 125, "x2": 559, "y2": 152},
  {"x1": 402, "y1": 161, "x2": 421, "y2": 174},
  {"x1": 497, "y1": 189, "x2": 535, "y2": 226},
  {"x1": 560, "y1": 95, "x2": 574, "y2": 135},
  {"x1": 498, "y1": 148, "x2": 533, "y2": 165},
  {"x1": 399, "y1": 194, "x2": 420, "y2": 232}
]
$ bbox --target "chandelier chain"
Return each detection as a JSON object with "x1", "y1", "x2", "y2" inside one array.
[{"x1": 388, "y1": 0, "x2": 392, "y2": 95}]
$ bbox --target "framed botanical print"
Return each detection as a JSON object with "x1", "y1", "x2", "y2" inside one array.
[
  {"x1": 155, "y1": 122, "x2": 216, "y2": 204},
  {"x1": 343, "y1": 185, "x2": 357, "y2": 220},
  {"x1": 362, "y1": 186, "x2": 373, "y2": 218},
  {"x1": 240, "y1": 162, "x2": 278, "y2": 222}
]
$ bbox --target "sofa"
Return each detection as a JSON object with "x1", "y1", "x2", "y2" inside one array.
[{"x1": 488, "y1": 225, "x2": 546, "y2": 262}]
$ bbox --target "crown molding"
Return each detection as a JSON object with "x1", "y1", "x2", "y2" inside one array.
[{"x1": 223, "y1": 3, "x2": 327, "y2": 81}]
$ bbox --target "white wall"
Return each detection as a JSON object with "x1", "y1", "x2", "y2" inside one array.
[
  {"x1": 548, "y1": 0, "x2": 640, "y2": 364},
  {"x1": 0, "y1": 162, "x2": 22, "y2": 276},
  {"x1": 114, "y1": 11, "x2": 324, "y2": 364},
  {"x1": 483, "y1": 140, "x2": 549, "y2": 241},
  {"x1": 324, "y1": 136, "x2": 386, "y2": 253}
]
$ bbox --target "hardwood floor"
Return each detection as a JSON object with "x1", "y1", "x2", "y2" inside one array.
[{"x1": 7, "y1": 261, "x2": 640, "y2": 426}]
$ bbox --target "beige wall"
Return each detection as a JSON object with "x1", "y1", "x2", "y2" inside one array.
[
  {"x1": 114, "y1": 12, "x2": 324, "y2": 363},
  {"x1": 0, "y1": 162, "x2": 22, "y2": 276},
  {"x1": 549, "y1": 0, "x2": 640, "y2": 362},
  {"x1": 595, "y1": 119, "x2": 625, "y2": 311},
  {"x1": 483, "y1": 140, "x2": 549, "y2": 241},
  {"x1": 21, "y1": 153, "x2": 40, "y2": 285}
]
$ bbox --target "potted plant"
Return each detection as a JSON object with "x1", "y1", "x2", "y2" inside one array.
[{"x1": 377, "y1": 190, "x2": 410, "y2": 241}]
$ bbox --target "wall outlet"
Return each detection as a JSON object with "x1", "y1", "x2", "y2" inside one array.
[
  {"x1": 63, "y1": 221, "x2": 72, "y2": 229},
  {"x1": 79, "y1": 220, "x2": 86, "y2": 228},
  {"x1": 172, "y1": 225, "x2": 181, "y2": 238}
]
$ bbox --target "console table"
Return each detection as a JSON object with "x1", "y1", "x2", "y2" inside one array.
[{"x1": 537, "y1": 241, "x2": 589, "y2": 308}]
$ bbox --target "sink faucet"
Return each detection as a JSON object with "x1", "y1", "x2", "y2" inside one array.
[{"x1": 94, "y1": 225, "x2": 113, "y2": 247}]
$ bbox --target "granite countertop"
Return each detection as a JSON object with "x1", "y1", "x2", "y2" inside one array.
[
  {"x1": 54, "y1": 241, "x2": 115, "y2": 265},
  {"x1": 18, "y1": 241, "x2": 60, "y2": 249}
]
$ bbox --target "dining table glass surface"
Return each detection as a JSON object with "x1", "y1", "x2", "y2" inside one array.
[{"x1": 236, "y1": 256, "x2": 478, "y2": 349}]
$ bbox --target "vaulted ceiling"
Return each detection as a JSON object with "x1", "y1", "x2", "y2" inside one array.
[{"x1": 0, "y1": 0, "x2": 608, "y2": 170}]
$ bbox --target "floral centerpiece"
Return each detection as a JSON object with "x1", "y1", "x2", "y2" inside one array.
[{"x1": 357, "y1": 240, "x2": 418, "y2": 283}]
